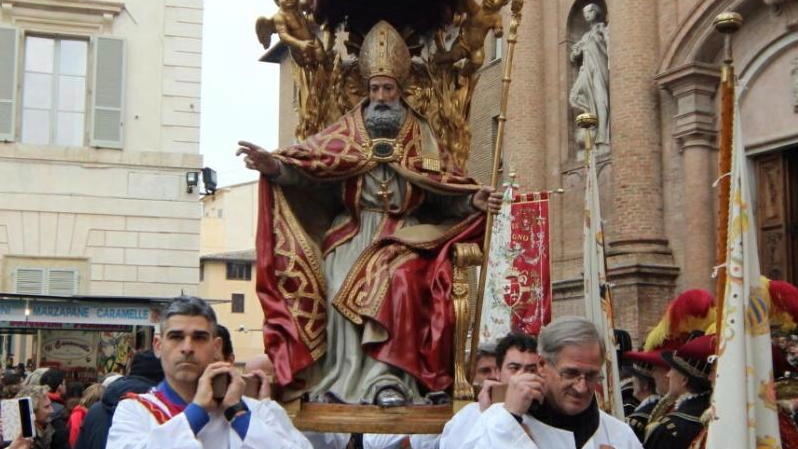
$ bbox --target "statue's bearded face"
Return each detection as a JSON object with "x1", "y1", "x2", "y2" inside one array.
[
  {"x1": 368, "y1": 76, "x2": 400, "y2": 104},
  {"x1": 364, "y1": 76, "x2": 406, "y2": 138}
]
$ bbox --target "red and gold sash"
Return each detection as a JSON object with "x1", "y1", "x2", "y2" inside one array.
[{"x1": 122, "y1": 393, "x2": 172, "y2": 425}]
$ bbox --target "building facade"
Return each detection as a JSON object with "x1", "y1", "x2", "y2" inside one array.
[
  {"x1": 0, "y1": 0, "x2": 204, "y2": 363},
  {"x1": 199, "y1": 182, "x2": 263, "y2": 363},
  {"x1": 473, "y1": 0, "x2": 798, "y2": 342}
]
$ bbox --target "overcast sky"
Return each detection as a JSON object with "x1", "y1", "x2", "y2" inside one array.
[{"x1": 199, "y1": 0, "x2": 279, "y2": 188}]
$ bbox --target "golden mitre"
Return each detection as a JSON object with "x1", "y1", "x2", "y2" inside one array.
[{"x1": 358, "y1": 20, "x2": 411, "y2": 85}]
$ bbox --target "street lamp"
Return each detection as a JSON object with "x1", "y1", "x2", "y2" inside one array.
[{"x1": 186, "y1": 171, "x2": 200, "y2": 193}]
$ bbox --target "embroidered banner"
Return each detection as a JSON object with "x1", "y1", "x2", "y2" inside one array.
[
  {"x1": 582, "y1": 140, "x2": 623, "y2": 420},
  {"x1": 480, "y1": 185, "x2": 552, "y2": 343},
  {"x1": 706, "y1": 103, "x2": 781, "y2": 449}
]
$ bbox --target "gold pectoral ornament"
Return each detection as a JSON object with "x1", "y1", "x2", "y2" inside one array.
[{"x1": 366, "y1": 138, "x2": 403, "y2": 163}]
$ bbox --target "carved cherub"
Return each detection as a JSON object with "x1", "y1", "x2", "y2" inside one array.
[
  {"x1": 434, "y1": 0, "x2": 510, "y2": 75},
  {"x1": 256, "y1": 0, "x2": 325, "y2": 67}
]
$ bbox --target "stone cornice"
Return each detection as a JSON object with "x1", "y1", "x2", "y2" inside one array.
[
  {"x1": 0, "y1": 143, "x2": 203, "y2": 170},
  {"x1": 656, "y1": 62, "x2": 722, "y2": 148},
  {"x1": 552, "y1": 262, "x2": 680, "y2": 299},
  {"x1": 656, "y1": 62, "x2": 721, "y2": 94},
  {"x1": 1, "y1": 0, "x2": 124, "y2": 17},
  {"x1": 0, "y1": 0, "x2": 124, "y2": 33}
]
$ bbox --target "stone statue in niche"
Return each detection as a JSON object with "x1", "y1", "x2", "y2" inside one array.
[{"x1": 569, "y1": 3, "x2": 610, "y2": 153}]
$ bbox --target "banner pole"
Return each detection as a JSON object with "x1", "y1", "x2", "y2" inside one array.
[{"x1": 471, "y1": 0, "x2": 526, "y2": 373}]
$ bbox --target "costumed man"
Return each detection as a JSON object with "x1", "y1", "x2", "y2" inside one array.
[
  {"x1": 615, "y1": 329, "x2": 639, "y2": 417},
  {"x1": 772, "y1": 345, "x2": 798, "y2": 449},
  {"x1": 623, "y1": 351, "x2": 664, "y2": 442},
  {"x1": 237, "y1": 20, "x2": 499, "y2": 407},
  {"x1": 107, "y1": 296, "x2": 311, "y2": 449},
  {"x1": 463, "y1": 317, "x2": 641, "y2": 449},
  {"x1": 643, "y1": 334, "x2": 713, "y2": 449},
  {"x1": 770, "y1": 279, "x2": 798, "y2": 449},
  {"x1": 639, "y1": 289, "x2": 716, "y2": 438}
]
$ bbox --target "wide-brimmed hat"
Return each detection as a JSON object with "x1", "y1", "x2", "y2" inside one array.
[
  {"x1": 624, "y1": 345, "x2": 674, "y2": 380},
  {"x1": 661, "y1": 334, "x2": 715, "y2": 385},
  {"x1": 614, "y1": 329, "x2": 632, "y2": 368}
]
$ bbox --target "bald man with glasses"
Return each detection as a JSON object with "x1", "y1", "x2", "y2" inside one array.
[{"x1": 466, "y1": 317, "x2": 642, "y2": 449}]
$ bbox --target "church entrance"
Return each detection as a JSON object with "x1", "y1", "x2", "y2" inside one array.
[{"x1": 755, "y1": 146, "x2": 798, "y2": 284}]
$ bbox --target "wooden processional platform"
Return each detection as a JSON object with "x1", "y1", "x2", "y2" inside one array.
[{"x1": 285, "y1": 400, "x2": 467, "y2": 434}]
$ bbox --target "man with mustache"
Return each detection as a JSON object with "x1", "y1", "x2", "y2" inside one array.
[
  {"x1": 107, "y1": 296, "x2": 310, "y2": 449},
  {"x1": 466, "y1": 317, "x2": 642, "y2": 449},
  {"x1": 237, "y1": 20, "x2": 500, "y2": 407}
]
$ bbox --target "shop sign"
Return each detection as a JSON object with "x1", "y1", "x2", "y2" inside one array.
[{"x1": 0, "y1": 300, "x2": 160, "y2": 326}]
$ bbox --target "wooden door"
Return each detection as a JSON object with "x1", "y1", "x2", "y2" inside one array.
[{"x1": 755, "y1": 148, "x2": 797, "y2": 284}]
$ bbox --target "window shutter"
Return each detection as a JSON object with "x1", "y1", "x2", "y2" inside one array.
[
  {"x1": 231, "y1": 293, "x2": 245, "y2": 314},
  {"x1": 91, "y1": 36, "x2": 124, "y2": 148},
  {"x1": 48, "y1": 269, "x2": 78, "y2": 295},
  {"x1": 15, "y1": 268, "x2": 44, "y2": 294},
  {"x1": 0, "y1": 27, "x2": 18, "y2": 142}
]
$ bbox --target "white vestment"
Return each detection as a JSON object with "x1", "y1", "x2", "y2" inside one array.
[
  {"x1": 108, "y1": 393, "x2": 312, "y2": 449},
  {"x1": 303, "y1": 431, "x2": 351, "y2": 449},
  {"x1": 465, "y1": 403, "x2": 642, "y2": 449},
  {"x1": 439, "y1": 402, "x2": 481, "y2": 449},
  {"x1": 363, "y1": 432, "x2": 440, "y2": 449}
]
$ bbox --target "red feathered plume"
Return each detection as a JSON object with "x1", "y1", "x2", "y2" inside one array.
[
  {"x1": 769, "y1": 279, "x2": 798, "y2": 331},
  {"x1": 667, "y1": 289, "x2": 715, "y2": 334},
  {"x1": 644, "y1": 289, "x2": 716, "y2": 351}
]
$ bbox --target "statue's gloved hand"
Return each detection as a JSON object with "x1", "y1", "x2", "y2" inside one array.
[
  {"x1": 237, "y1": 140, "x2": 281, "y2": 177},
  {"x1": 472, "y1": 186, "x2": 503, "y2": 214}
]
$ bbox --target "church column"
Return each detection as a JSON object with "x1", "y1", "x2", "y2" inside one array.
[
  {"x1": 607, "y1": 0, "x2": 666, "y2": 246},
  {"x1": 658, "y1": 63, "x2": 721, "y2": 293},
  {"x1": 505, "y1": 0, "x2": 545, "y2": 189},
  {"x1": 605, "y1": 0, "x2": 677, "y2": 341}
]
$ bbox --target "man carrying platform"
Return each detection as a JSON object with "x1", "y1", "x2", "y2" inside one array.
[{"x1": 107, "y1": 296, "x2": 310, "y2": 449}]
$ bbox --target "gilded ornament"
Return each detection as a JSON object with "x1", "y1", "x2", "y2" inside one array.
[
  {"x1": 257, "y1": 1, "x2": 517, "y2": 171},
  {"x1": 255, "y1": 0, "x2": 337, "y2": 140},
  {"x1": 433, "y1": 0, "x2": 510, "y2": 76}
]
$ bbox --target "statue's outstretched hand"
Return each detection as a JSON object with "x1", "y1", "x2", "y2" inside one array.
[
  {"x1": 472, "y1": 186, "x2": 503, "y2": 214},
  {"x1": 237, "y1": 141, "x2": 280, "y2": 177}
]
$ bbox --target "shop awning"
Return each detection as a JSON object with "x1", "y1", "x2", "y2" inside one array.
[{"x1": 0, "y1": 293, "x2": 228, "y2": 332}]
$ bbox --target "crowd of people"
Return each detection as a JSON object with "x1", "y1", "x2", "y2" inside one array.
[
  {"x1": 1, "y1": 281, "x2": 797, "y2": 449},
  {"x1": 0, "y1": 348, "x2": 168, "y2": 449}
]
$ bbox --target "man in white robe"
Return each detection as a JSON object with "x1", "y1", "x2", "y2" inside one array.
[
  {"x1": 464, "y1": 316, "x2": 641, "y2": 449},
  {"x1": 107, "y1": 296, "x2": 311, "y2": 449},
  {"x1": 439, "y1": 333, "x2": 538, "y2": 449}
]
